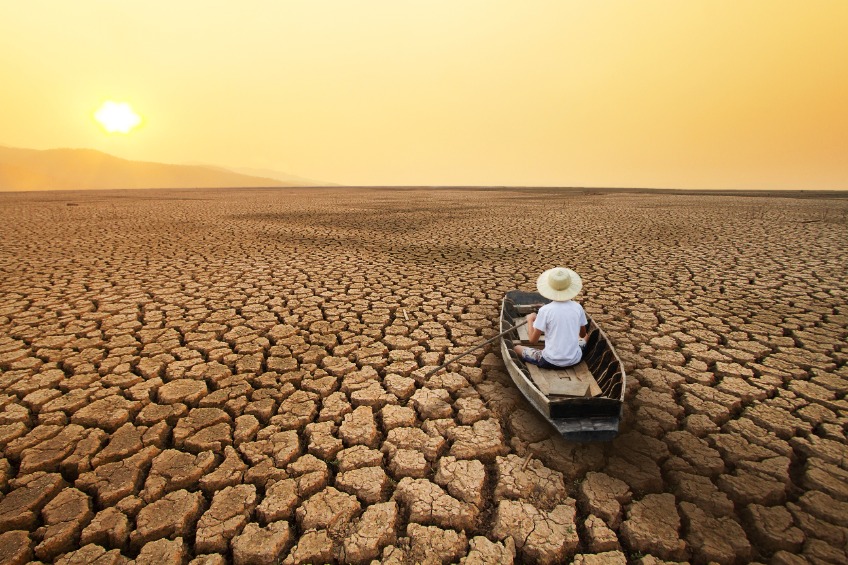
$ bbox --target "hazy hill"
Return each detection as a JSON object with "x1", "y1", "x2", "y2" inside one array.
[
  {"x1": 0, "y1": 146, "x2": 324, "y2": 191},
  {"x1": 226, "y1": 166, "x2": 331, "y2": 187}
]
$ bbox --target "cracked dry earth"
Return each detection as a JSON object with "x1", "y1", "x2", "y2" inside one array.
[{"x1": 0, "y1": 187, "x2": 846, "y2": 565}]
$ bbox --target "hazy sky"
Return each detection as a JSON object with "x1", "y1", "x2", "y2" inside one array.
[{"x1": 1, "y1": 1, "x2": 846, "y2": 188}]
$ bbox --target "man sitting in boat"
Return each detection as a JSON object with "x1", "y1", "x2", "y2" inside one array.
[{"x1": 513, "y1": 267, "x2": 588, "y2": 369}]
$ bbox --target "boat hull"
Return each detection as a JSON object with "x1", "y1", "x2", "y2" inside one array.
[{"x1": 500, "y1": 290, "x2": 626, "y2": 442}]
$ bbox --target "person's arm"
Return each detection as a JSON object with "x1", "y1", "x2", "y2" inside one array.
[
  {"x1": 578, "y1": 304, "x2": 588, "y2": 340},
  {"x1": 526, "y1": 312, "x2": 543, "y2": 344}
]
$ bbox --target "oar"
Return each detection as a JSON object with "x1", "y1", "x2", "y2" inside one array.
[{"x1": 422, "y1": 319, "x2": 529, "y2": 379}]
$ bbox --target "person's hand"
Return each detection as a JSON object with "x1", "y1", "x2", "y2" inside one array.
[{"x1": 527, "y1": 312, "x2": 537, "y2": 324}]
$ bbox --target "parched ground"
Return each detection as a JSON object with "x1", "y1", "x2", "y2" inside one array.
[{"x1": 0, "y1": 187, "x2": 845, "y2": 565}]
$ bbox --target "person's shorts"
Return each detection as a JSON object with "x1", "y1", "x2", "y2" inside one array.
[{"x1": 520, "y1": 346, "x2": 584, "y2": 369}]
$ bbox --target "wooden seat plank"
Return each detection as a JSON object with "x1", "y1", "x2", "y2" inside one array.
[
  {"x1": 525, "y1": 364, "x2": 551, "y2": 394},
  {"x1": 514, "y1": 316, "x2": 544, "y2": 342},
  {"x1": 548, "y1": 379, "x2": 590, "y2": 396},
  {"x1": 516, "y1": 319, "x2": 530, "y2": 341},
  {"x1": 572, "y1": 362, "x2": 603, "y2": 397},
  {"x1": 526, "y1": 361, "x2": 603, "y2": 398}
]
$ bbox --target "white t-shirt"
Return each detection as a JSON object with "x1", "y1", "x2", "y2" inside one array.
[{"x1": 533, "y1": 300, "x2": 587, "y2": 366}]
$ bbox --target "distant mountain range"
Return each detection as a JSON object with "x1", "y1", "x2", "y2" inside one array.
[{"x1": 0, "y1": 145, "x2": 328, "y2": 191}]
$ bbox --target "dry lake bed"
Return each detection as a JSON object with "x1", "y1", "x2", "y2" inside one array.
[{"x1": 0, "y1": 187, "x2": 846, "y2": 565}]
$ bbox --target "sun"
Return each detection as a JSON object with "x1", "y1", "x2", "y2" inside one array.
[{"x1": 94, "y1": 101, "x2": 142, "y2": 134}]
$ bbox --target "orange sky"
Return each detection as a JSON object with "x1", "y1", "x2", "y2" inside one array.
[{"x1": 1, "y1": 1, "x2": 846, "y2": 189}]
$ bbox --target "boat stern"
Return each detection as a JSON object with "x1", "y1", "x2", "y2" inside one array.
[{"x1": 552, "y1": 416, "x2": 621, "y2": 443}]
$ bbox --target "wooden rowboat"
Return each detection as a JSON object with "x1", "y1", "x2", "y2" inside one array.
[{"x1": 500, "y1": 290, "x2": 626, "y2": 442}]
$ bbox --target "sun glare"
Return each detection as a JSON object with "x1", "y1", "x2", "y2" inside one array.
[{"x1": 94, "y1": 101, "x2": 142, "y2": 134}]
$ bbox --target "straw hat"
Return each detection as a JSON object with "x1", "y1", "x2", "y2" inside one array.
[{"x1": 537, "y1": 267, "x2": 582, "y2": 301}]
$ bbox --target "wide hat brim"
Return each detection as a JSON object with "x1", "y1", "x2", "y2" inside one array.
[{"x1": 537, "y1": 267, "x2": 582, "y2": 301}]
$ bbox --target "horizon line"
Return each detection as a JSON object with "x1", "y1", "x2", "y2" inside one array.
[{"x1": 2, "y1": 185, "x2": 847, "y2": 198}]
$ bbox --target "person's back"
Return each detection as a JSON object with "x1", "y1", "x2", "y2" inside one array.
[{"x1": 533, "y1": 299, "x2": 587, "y2": 366}]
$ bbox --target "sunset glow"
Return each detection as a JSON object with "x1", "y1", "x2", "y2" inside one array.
[
  {"x1": 94, "y1": 101, "x2": 142, "y2": 134},
  {"x1": 1, "y1": 1, "x2": 847, "y2": 189}
]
